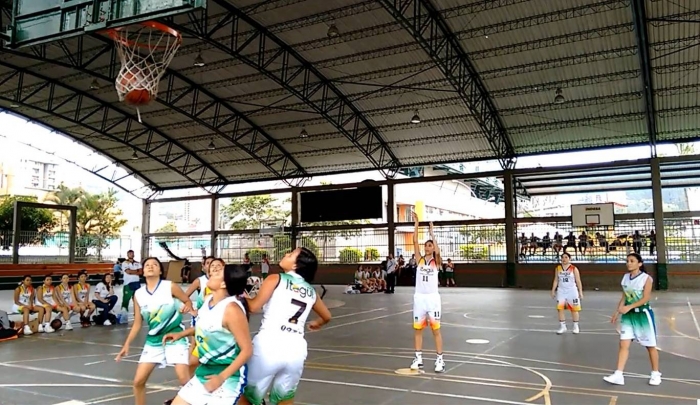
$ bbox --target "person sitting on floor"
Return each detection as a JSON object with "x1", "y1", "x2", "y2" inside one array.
[
  {"x1": 0, "y1": 309, "x2": 22, "y2": 341},
  {"x1": 371, "y1": 266, "x2": 386, "y2": 291},
  {"x1": 12, "y1": 275, "x2": 45, "y2": 335},
  {"x1": 93, "y1": 273, "x2": 118, "y2": 326}
]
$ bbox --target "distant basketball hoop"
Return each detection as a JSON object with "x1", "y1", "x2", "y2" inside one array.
[{"x1": 106, "y1": 21, "x2": 182, "y2": 122}]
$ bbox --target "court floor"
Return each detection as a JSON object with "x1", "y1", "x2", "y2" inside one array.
[{"x1": 1, "y1": 286, "x2": 700, "y2": 405}]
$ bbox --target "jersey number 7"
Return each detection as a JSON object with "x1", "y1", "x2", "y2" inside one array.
[{"x1": 289, "y1": 299, "x2": 307, "y2": 324}]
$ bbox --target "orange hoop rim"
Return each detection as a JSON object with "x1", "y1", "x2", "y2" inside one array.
[
  {"x1": 586, "y1": 223, "x2": 597, "y2": 227},
  {"x1": 106, "y1": 21, "x2": 182, "y2": 50}
]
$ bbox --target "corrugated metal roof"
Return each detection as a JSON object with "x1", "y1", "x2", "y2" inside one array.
[{"x1": 0, "y1": 0, "x2": 691, "y2": 193}]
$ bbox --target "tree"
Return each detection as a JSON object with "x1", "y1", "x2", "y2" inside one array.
[
  {"x1": 460, "y1": 225, "x2": 506, "y2": 244},
  {"x1": 221, "y1": 195, "x2": 289, "y2": 230},
  {"x1": 45, "y1": 185, "x2": 127, "y2": 259},
  {"x1": 154, "y1": 222, "x2": 178, "y2": 243},
  {"x1": 0, "y1": 195, "x2": 56, "y2": 249}
]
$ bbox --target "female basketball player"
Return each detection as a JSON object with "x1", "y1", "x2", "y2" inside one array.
[
  {"x1": 409, "y1": 212, "x2": 444, "y2": 372},
  {"x1": 73, "y1": 270, "x2": 96, "y2": 327},
  {"x1": 185, "y1": 256, "x2": 215, "y2": 321},
  {"x1": 36, "y1": 275, "x2": 68, "y2": 333},
  {"x1": 550, "y1": 253, "x2": 583, "y2": 334},
  {"x1": 13, "y1": 275, "x2": 44, "y2": 335},
  {"x1": 54, "y1": 274, "x2": 75, "y2": 330},
  {"x1": 115, "y1": 257, "x2": 194, "y2": 405},
  {"x1": 163, "y1": 264, "x2": 252, "y2": 405},
  {"x1": 604, "y1": 253, "x2": 661, "y2": 386},
  {"x1": 239, "y1": 247, "x2": 332, "y2": 405}
]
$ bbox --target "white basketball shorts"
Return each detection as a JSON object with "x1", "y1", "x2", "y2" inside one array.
[
  {"x1": 139, "y1": 342, "x2": 190, "y2": 368},
  {"x1": 413, "y1": 293, "x2": 442, "y2": 330},
  {"x1": 178, "y1": 374, "x2": 245, "y2": 405},
  {"x1": 556, "y1": 289, "x2": 581, "y2": 312}
]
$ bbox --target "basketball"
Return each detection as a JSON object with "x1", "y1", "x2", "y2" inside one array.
[
  {"x1": 125, "y1": 89, "x2": 151, "y2": 105},
  {"x1": 50, "y1": 318, "x2": 62, "y2": 331}
]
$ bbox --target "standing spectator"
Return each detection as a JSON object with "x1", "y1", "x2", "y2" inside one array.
[
  {"x1": 444, "y1": 258, "x2": 455, "y2": 287},
  {"x1": 120, "y1": 249, "x2": 142, "y2": 315},
  {"x1": 596, "y1": 232, "x2": 610, "y2": 254},
  {"x1": 648, "y1": 230, "x2": 656, "y2": 255},
  {"x1": 113, "y1": 258, "x2": 124, "y2": 285},
  {"x1": 565, "y1": 232, "x2": 576, "y2": 254},
  {"x1": 385, "y1": 254, "x2": 397, "y2": 294},
  {"x1": 632, "y1": 230, "x2": 643, "y2": 255},
  {"x1": 261, "y1": 253, "x2": 270, "y2": 279}
]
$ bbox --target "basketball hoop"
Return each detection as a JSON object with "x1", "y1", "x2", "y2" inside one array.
[
  {"x1": 106, "y1": 21, "x2": 182, "y2": 122},
  {"x1": 587, "y1": 223, "x2": 596, "y2": 228}
]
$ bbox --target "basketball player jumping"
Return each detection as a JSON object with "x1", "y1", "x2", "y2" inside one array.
[{"x1": 409, "y1": 212, "x2": 445, "y2": 373}]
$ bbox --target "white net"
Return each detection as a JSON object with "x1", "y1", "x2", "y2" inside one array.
[{"x1": 109, "y1": 22, "x2": 182, "y2": 105}]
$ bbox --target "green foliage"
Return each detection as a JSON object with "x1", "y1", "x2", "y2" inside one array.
[
  {"x1": 460, "y1": 226, "x2": 505, "y2": 243},
  {"x1": 339, "y1": 247, "x2": 362, "y2": 263},
  {"x1": 364, "y1": 247, "x2": 380, "y2": 261},
  {"x1": 45, "y1": 185, "x2": 127, "y2": 258},
  {"x1": 271, "y1": 234, "x2": 319, "y2": 262},
  {"x1": 460, "y1": 244, "x2": 488, "y2": 260},
  {"x1": 0, "y1": 195, "x2": 56, "y2": 245},
  {"x1": 246, "y1": 248, "x2": 268, "y2": 263},
  {"x1": 222, "y1": 195, "x2": 289, "y2": 230},
  {"x1": 154, "y1": 222, "x2": 178, "y2": 243}
]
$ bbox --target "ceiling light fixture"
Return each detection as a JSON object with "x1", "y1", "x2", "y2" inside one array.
[
  {"x1": 130, "y1": 150, "x2": 138, "y2": 160},
  {"x1": 193, "y1": 52, "x2": 206, "y2": 67},
  {"x1": 410, "y1": 110, "x2": 421, "y2": 124},
  {"x1": 554, "y1": 88, "x2": 565, "y2": 104},
  {"x1": 327, "y1": 23, "x2": 340, "y2": 38},
  {"x1": 90, "y1": 79, "x2": 100, "y2": 90},
  {"x1": 300, "y1": 128, "x2": 309, "y2": 138},
  {"x1": 207, "y1": 140, "x2": 216, "y2": 150}
]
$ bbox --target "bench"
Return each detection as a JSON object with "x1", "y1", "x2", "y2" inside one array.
[{"x1": 0, "y1": 263, "x2": 112, "y2": 289}]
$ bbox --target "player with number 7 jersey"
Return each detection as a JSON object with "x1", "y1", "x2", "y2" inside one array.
[{"x1": 239, "y1": 247, "x2": 332, "y2": 405}]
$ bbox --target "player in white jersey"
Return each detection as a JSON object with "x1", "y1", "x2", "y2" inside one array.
[
  {"x1": 239, "y1": 247, "x2": 332, "y2": 405},
  {"x1": 53, "y1": 274, "x2": 75, "y2": 330},
  {"x1": 115, "y1": 257, "x2": 194, "y2": 405},
  {"x1": 185, "y1": 256, "x2": 215, "y2": 327},
  {"x1": 164, "y1": 263, "x2": 253, "y2": 405},
  {"x1": 13, "y1": 275, "x2": 45, "y2": 335},
  {"x1": 409, "y1": 212, "x2": 445, "y2": 373},
  {"x1": 550, "y1": 252, "x2": 583, "y2": 334},
  {"x1": 36, "y1": 275, "x2": 67, "y2": 333},
  {"x1": 604, "y1": 253, "x2": 661, "y2": 386}
]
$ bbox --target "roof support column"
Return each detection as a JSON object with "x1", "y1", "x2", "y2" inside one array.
[
  {"x1": 141, "y1": 200, "x2": 151, "y2": 260},
  {"x1": 650, "y1": 157, "x2": 667, "y2": 290},
  {"x1": 291, "y1": 189, "x2": 300, "y2": 250},
  {"x1": 210, "y1": 196, "x2": 219, "y2": 258},
  {"x1": 504, "y1": 170, "x2": 516, "y2": 288},
  {"x1": 631, "y1": 0, "x2": 658, "y2": 157},
  {"x1": 387, "y1": 181, "x2": 396, "y2": 257}
]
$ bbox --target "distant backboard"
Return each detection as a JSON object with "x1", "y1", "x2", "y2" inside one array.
[
  {"x1": 3, "y1": 0, "x2": 206, "y2": 49},
  {"x1": 571, "y1": 203, "x2": 615, "y2": 227}
]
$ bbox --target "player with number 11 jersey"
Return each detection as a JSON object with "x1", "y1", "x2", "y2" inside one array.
[{"x1": 239, "y1": 247, "x2": 332, "y2": 405}]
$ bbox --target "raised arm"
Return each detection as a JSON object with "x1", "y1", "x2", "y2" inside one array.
[
  {"x1": 246, "y1": 274, "x2": 280, "y2": 313},
  {"x1": 171, "y1": 282, "x2": 194, "y2": 314},
  {"x1": 429, "y1": 222, "x2": 440, "y2": 256},
  {"x1": 184, "y1": 277, "x2": 201, "y2": 298},
  {"x1": 412, "y1": 212, "x2": 421, "y2": 257}
]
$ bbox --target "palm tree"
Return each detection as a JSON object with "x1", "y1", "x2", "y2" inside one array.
[{"x1": 44, "y1": 183, "x2": 84, "y2": 231}]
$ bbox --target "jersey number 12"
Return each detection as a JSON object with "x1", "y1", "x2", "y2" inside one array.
[{"x1": 288, "y1": 299, "x2": 307, "y2": 324}]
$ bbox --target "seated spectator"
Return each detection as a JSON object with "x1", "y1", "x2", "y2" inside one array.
[
  {"x1": 36, "y1": 275, "x2": 68, "y2": 333},
  {"x1": 73, "y1": 270, "x2": 96, "y2": 327},
  {"x1": 0, "y1": 309, "x2": 21, "y2": 341},
  {"x1": 53, "y1": 274, "x2": 75, "y2": 330},
  {"x1": 354, "y1": 265, "x2": 364, "y2": 284},
  {"x1": 92, "y1": 273, "x2": 118, "y2": 326},
  {"x1": 113, "y1": 258, "x2": 124, "y2": 285},
  {"x1": 371, "y1": 266, "x2": 386, "y2": 292},
  {"x1": 12, "y1": 275, "x2": 45, "y2": 335}
]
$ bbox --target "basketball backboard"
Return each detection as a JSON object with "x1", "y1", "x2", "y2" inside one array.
[
  {"x1": 571, "y1": 203, "x2": 615, "y2": 227},
  {"x1": 3, "y1": 0, "x2": 206, "y2": 49}
]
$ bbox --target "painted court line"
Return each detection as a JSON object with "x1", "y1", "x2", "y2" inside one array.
[
  {"x1": 332, "y1": 307, "x2": 386, "y2": 319},
  {"x1": 315, "y1": 310, "x2": 412, "y2": 331},
  {"x1": 301, "y1": 377, "x2": 530, "y2": 405},
  {"x1": 52, "y1": 401, "x2": 86, "y2": 405},
  {"x1": 687, "y1": 299, "x2": 700, "y2": 338}
]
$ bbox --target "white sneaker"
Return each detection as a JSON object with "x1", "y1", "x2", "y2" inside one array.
[
  {"x1": 103, "y1": 320, "x2": 112, "y2": 326},
  {"x1": 649, "y1": 371, "x2": 662, "y2": 386},
  {"x1": 23, "y1": 325, "x2": 33, "y2": 335},
  {"x1": 38, "y1": 324, "x2": 45, "y2": 333},
  {"x1": 434, "y1": 358, "x2": 445, "y2": 373},
  {"x1": 64, "y1": 321, "x2": 73, "y2": 331},
  {"x1": 603, "y1": 372, "x2": 625, "y2": 385},
  {"x1": 44, "y1": 324, "x2": 55, "y2": 333},
  {"x1": 410, "y1": 357, "x2": 423, "y2": 370},
  {"x1": 572, "y1": 323, "x2": 580, "y2": 334},
  {"x1": 556, "y1": 324, "x2": 567, "y2": 335}
]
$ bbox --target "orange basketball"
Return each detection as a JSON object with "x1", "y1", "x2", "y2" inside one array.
[{"x1": 125, "y1": 89, "x2": 151, "y2": 105}]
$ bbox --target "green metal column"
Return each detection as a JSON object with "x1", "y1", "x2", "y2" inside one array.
[
  {"x1": 504, "y1": 171, "x2": 517, "y2": 287},
  {"x1": 141, "y1": 199, "x2": 151, "y2": 260},
  {"x1": 290, "y1": 188, "x2": 299, "y2": 250},
  {"x1": 650, "y1": 157, "x2": 667, "y2": 290},
  {"x1": 210, "y1": 196, "x2": 218, "y2": 257},
  {"x1": 387, "y1": 182, "x2": 396, "y2": 256}
]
